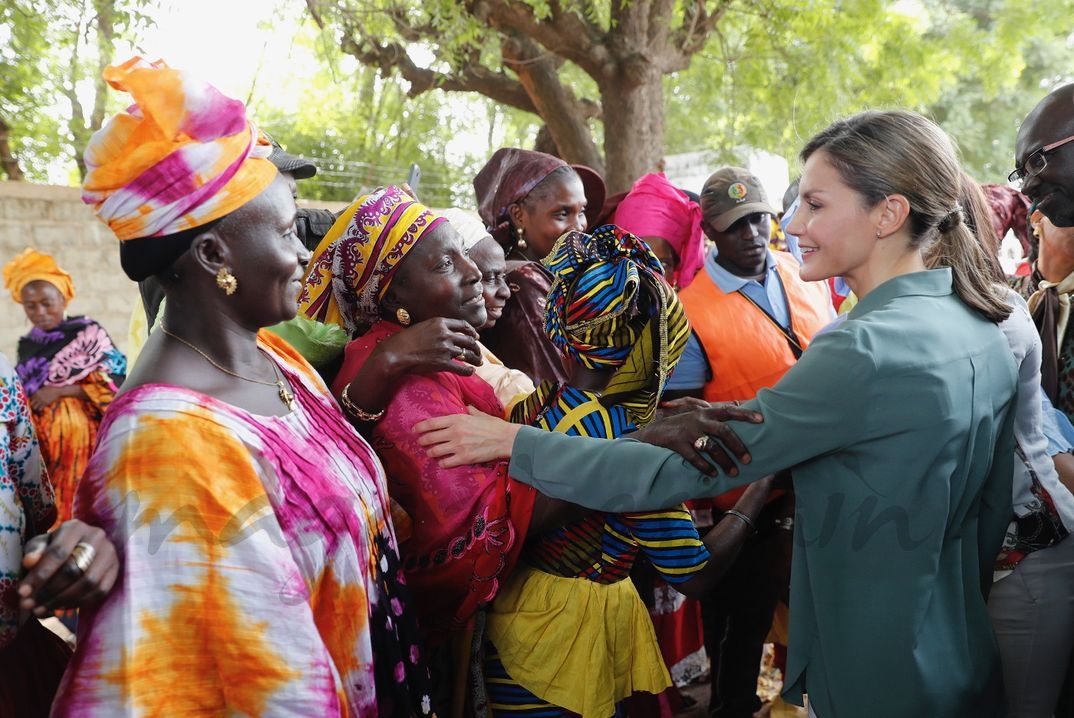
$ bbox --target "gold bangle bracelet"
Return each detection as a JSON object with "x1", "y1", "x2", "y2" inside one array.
[{"x1": 339, "y1": 382, "x2": 386, "y2": 422}]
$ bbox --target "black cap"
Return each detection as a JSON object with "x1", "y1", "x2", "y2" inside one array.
[{"x1": 264, "y1": 131, "x2": 317, "y2": 180}]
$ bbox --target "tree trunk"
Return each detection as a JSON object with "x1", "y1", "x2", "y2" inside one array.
[
  {"x1": 599, "y1": 66, "x2": 665, "y2": 194},
  {"x1": 502, "y1": 34, "x2": 605, "y2": 175},
  {"x1": 0, "y1": 117, "x2": 26, "y2": 181}
]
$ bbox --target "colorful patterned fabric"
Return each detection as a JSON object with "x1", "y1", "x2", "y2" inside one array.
[
  {"x1": 509, "y1": 383, "x2": 707, "y2": 585},
  {"x1": 16, "y1": 317, "x2": 125, "y2": 522},
  {"x1": 613, "y1": 173, "x2": 706, "y2": 289},
  {"x1": 543, "y1": 225, "x2": 691, "y2": 426},
  {"x1": 3, "y1": 249, "x2": 75, "y2": 304},
  {"x1": 484, "y1": 248, "x2": 701, "y2": 715},
  {"x1": 300, "y1": 186, "x2": 447, "y2": 335},
  {"x1": 51, "y1": 333, "x2": 434, "y2": 717},
  {"x1": 82, "y1": 56, "x2": 275, "y2": 243},
  {"x1": 0, "y1": 351, "x2": 55, "y2": 650},
  {"x1": 332, "y1": 320, "x2": 538, "y2": 640}
]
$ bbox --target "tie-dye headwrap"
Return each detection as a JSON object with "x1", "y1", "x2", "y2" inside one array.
[
  {"x1": 3, "y1": 248, "x2": 75, "y2": 304},
  {"x1": 613, "y1": 172, "x2": 705, "y2": 289},
  {"x1": 543, "y1": 225, "x2": 691, "y2": 425},
  {"x1": 81, "y1": 56, "x2": 276, "y2": 280},
  {"x1": 299, "y1": 186, "x2": 447, "y2": 335}
]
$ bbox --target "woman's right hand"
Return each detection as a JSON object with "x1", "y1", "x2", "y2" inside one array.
[
  {"x1": 19, "y1": 519, "x2": 119, "y2": 616},
  {"x1": 374, "y1": 318, "x2": 483, "y2": 378}
]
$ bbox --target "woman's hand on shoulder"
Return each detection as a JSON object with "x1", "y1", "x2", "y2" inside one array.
[
  {"x1": 19, "y1": 519, "x2": 120, "y2": 617},
  {"x1": 374, "y1": 318, "x2": 483, "y2": 378},
  {"x1": 630, "y1": 402, "x2": 763, "y2": 476},
  {"x1": 414, "y1": 405, "x2": 521, "y2": 467}
]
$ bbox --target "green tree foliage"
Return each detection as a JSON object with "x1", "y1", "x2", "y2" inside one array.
[
  {"x1": 664, "y1": 0, "x2": 1074, "y2": 184},
  {"x1": 249, "y1": 18, "x2": 536, "y2": 207},
  {"x1": 0, "y1": 0, "x2": 154, "y2": 182}
]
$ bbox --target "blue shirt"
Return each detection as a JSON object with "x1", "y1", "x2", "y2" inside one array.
[{"x1": 667, "y1": 248, "x2": 791, "y2": 391}]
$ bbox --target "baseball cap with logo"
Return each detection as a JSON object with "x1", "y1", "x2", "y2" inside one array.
[{"x1": 699, "y1": 167, "x2": 778, "y2": 232}]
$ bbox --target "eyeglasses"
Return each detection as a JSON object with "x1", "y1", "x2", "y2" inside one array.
[{"x1": 1009, "y1": 133, "x2": 1074, "y2": 184}]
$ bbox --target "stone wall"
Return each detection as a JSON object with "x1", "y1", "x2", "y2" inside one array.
[{"x1": 0, "y1": 181, "x2": 347, "y2": 364}]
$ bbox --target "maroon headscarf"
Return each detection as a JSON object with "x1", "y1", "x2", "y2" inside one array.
[
  {"x1": 473, "y1": 147, "x2": 605, "y2": 247},
  {"x1": 982, "y1": 183, "x2": 1032, "y2": 257}
]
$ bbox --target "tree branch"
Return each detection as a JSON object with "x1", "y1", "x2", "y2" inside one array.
[
  {"x1": 468, "y1": 0, "x2": 610, "y2": 79},
  {"x1": 339, "y1": 36, "x2": 539, "y2": 114},
  {"x1": 672, "y1": 0, "x2": 732, "y2": 59}
]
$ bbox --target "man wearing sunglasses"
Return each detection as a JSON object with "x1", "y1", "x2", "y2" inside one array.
[{"x1": 1014, "y1": 83, "x2": 1074, "y2": 227}]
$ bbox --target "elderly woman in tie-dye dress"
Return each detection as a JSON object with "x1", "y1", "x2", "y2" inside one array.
[{"x1": 50, "y1": 56, "x2": 434, "y2": 717}]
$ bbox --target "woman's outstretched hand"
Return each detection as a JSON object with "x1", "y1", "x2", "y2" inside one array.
[
  {"x1": 19, "y1": 519, "x2": 120, "y2": 617},
  {"x1": 629, "y1": 402, "x2": 763, "y2": 476},
  {"x1": 415, "y1": 405, "x2": 520, "y2": 467}
]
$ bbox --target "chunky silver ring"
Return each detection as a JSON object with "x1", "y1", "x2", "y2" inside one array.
[
  {"x1": 69, "y1": 541, "x2": 96, "y2": 574},
  {"x1": 693, "y1": 436, "x2": 709, "y2": 451}
]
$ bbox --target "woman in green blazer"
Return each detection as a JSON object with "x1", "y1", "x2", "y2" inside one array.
[{"x1": 418, "y1": 111, "x2": 1019, "y2": 718}]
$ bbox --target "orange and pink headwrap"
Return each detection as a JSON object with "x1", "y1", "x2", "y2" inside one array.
[
  {"x1": 81, "y1": 56, "x2": 276, "y2": 280},
  {"x1": 613, "y1": 173, "x2": 705, "y2": 289}
]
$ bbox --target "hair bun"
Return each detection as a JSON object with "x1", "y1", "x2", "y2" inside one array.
[{"x1": 938, "y1": 206, "x2": 963, "y2": 233}]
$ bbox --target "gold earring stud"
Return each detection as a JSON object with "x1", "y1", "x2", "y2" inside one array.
[
  {"x1": 216, "y1": 267, "x2": 238, "y2": 295},
  {"x1": 395, "y1": 308, "x2": 411, "y2": 326}
]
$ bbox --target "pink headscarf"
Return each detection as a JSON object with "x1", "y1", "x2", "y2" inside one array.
[{"x1": 613, "y1": 173, "x2": 704, "y2": 289}]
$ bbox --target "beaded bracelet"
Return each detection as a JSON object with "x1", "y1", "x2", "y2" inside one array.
[
  {"x1": 339, "y1": 382, "x2": 386, "y2": 422},
  {"x1": 724, "y1": 509, "x2": 757, "y2": 533}
]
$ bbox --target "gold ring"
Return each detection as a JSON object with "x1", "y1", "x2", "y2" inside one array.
[
  {"x1": 70, "y1": 541, "x2": 96, "y2": 574},
  {"x1": 456, "y1": 351, "x2": 467, "y2": 361},
  {"x1": 693, "y1": 436, "x2": 709, "y2": 451}
]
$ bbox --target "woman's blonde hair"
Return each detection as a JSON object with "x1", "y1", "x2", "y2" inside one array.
[{"x1": 801, "y1": 110, "x2": 1011, "y2": 322}]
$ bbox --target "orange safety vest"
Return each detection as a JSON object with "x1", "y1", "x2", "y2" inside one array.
[{"x1": 678, "y1": 250, "x2": 833, "y2": 508}]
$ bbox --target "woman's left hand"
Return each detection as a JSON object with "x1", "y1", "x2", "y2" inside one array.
[
  {"x1": 19, "y1": 519, "x2": 119, "y2": 617},
  {"x1": 29, "y1": 386, "x2": 67, "y2": 412},
  {"x1": 415, "y1": 405, "x2": 521, "y2": 467}
]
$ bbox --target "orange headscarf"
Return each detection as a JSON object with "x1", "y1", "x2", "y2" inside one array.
[
  {"x1": 81, "y1": 56, "x2": 276, "y2": 279},
  {"x1": 3, "y1": 248, "x2": 75, "y2": 304}
]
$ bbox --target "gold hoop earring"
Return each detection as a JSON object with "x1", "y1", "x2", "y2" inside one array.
[
  {"x1": 516, "y1": 225, "x2": 528, "y2": 251},
  {"x1": 395, "y1": 308, "x2": 411, "y2": 326},
  {"x1": 216, "y1": 267, "x2": 238, "y2": 295}
]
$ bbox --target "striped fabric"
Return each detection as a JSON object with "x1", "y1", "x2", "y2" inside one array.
[
  {"x1": 511, "y1": 383, "x2": 709, "y2": 584},
  {"x1": 485, "y1": 232, "x2": 707, "y2": 713},
  {"x1": 543, "y1": 225, "x2": 691, "y2": 426}
]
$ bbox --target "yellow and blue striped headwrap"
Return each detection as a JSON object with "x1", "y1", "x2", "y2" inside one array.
[{"x1": 543, "y1": 225, "x2": 691, "y2": 425}]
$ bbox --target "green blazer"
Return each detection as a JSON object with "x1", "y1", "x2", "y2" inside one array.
[{"x1": 507, "y1": 269, "x2": 1017, "y2": 718}]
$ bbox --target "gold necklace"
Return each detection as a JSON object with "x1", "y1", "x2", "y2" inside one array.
[{"x1": 160, "y1": 325, "x2": 296, "y2": 410}]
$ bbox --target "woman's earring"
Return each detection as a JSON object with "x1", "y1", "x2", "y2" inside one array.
[
  {"x1": 1032, "y1": 222, "x2": 1043, "y2": 241},
  {"x1": 216, "y1": 267, "x2": 238, "y2": 295},
  {"x1": 396, "y1": 308, "x2": 412, "y2": 326},
  {"x1": 516, "y1": 225, "x2": 528, "y2": 251}
]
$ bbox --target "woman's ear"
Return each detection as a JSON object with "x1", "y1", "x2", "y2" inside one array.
[
  {"x1": 875, "y1": 194, "x2": 911, "y2": 239},
  {"x1": 507, "y1": 202, "x2": 525, "y2": 232},
  {"x1": 188, "y1": 228, "x2": 231, "y2": 277}
]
